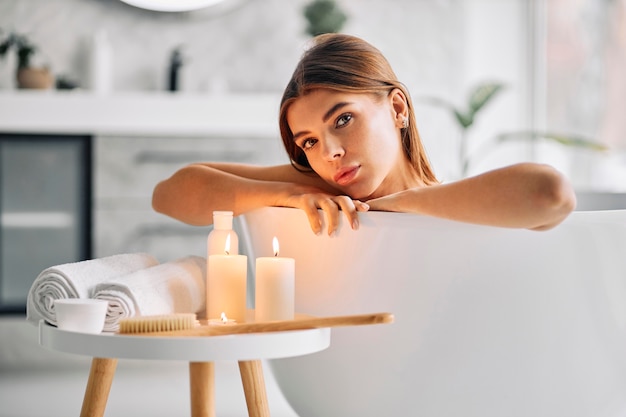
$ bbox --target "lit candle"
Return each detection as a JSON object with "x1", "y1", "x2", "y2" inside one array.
[
  {"x1": 207, "y1": 234, "x2": 247, "y2": 322},
  {"x1": 255, "y1": 237, "x2": 295, "y2": 322},
  {"x1": 208, "y1": 312, "x2": 237, "y2": 326}
]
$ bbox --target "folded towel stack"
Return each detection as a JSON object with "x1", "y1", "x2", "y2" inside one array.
[
  {"x1": 26, "y1": 253, "x2": 207, "y2": 331},
  {"x1": 94, "y1": 255, "x2": 206, "y2": 332},
  {"x1": 27, "y1": 253, "x2": 159, "y2": 326}
]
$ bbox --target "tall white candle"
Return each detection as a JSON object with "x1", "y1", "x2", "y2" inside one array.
[
  {"x1": 207, "y1": 234, "x2": 247, "y2": 322},
  {"x1": 255, "y1": 237, "x2": 295, "y2": 322}
]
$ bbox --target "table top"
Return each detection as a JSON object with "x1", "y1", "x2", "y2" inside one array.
[{"x1": 39, "y1": 321, "x2": 330, "y2": 361}]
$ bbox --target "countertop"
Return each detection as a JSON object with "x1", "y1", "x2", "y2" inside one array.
[{"x1": 0, "y1": 90, "x2": 281, "y2": 137}]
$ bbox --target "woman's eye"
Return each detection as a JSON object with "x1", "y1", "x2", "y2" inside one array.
[
  {"x1": 336, "y1": 113, "x2": 352, "y2": 128},
  {"x1": 301, "y1": 138, "x2": 317, "y2": 150}
]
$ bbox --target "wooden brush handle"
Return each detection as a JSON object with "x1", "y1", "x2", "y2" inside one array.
[{"x1": 141, "y1": 312, "x2": 393, "y2": 337}]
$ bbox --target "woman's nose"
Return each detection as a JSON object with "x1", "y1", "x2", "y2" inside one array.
[{"x1": 322, "y1": 136, "x2": 345, "y2": 161}]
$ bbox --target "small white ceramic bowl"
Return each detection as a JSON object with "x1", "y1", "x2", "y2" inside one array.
[{"x1": 54, "y1": 299, "x2": 109, "y2": 334}]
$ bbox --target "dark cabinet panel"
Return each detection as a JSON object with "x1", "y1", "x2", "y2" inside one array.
[{"x1": 0, "y1": 134, "x2": 91, "y2": 313}]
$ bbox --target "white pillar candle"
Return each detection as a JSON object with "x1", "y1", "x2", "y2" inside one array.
[
  {"x1": 255, "y1": 237, "x2": 295, "y2": 322},
  {"x1": 207, "y1": 234, "x2": 247, "y2": 322}
]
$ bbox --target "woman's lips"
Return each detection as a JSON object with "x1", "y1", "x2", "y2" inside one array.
[{"x1": 333, "y1": 166, "x2": 360, "y2": 186}]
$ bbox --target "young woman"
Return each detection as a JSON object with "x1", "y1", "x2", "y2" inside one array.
[{"x1": 152, "y1": 33, "x2": 576, "y2": 235}]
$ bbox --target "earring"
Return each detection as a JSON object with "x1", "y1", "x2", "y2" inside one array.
[{"x1": 401, "y1": 117, "x2": 409, "y2": 129}]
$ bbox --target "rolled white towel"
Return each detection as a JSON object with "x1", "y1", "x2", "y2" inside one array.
[
  {"x1": 26, "y1": 253, "x2": 159, "y2": 326},
  {"x1": 93, "y1": 255, "x2": 206, "y2": 332}
]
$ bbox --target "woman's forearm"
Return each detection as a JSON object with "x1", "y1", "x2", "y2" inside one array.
[
  {"x1": 152, "y1": 164, "x2": 291, "y2": 225},
  {"x1": 152, "y1": 162, "x2": 337, "y2": 226},
  {"x1": 367, "y1": 163, "x2": 576, "y2": 230}
]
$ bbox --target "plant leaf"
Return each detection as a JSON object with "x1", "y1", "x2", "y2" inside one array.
[
  {"x1": 417, "y1": 97, "x2": 474, "y2": 129},
  {"x1": 0, "y1": 40, "x2": 10, "y2": 56},
  {"x1": 418, "y1": 82, "x2": 504, "y2": 131},
  {"x1": 467, "y1": 82, "x2": 505, "y2": 116},
  {"x1": 454, "y1": 110, "x2": 473, "y2": 129}
]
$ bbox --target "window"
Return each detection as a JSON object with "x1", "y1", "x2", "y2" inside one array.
[{"x1": 539, "y1": 0, "x2": 626, "y2": 190}]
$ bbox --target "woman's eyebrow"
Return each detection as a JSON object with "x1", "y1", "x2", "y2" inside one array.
[
  {"x1": 322, "y1": 102, "x2": 351, "y2": 122},
  {"x1": 292, "y1": 102, "x2": 353, "y2": 142}
]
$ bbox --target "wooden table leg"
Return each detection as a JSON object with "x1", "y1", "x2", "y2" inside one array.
[
  {"x1": 80, "y1": 357, "x2": 118, "y2": 417},
  {"x1": 238, "y1": 360, "x2": 270, "y2": 417},
  {"x1": 189, "y1": 362, "x2": 215, "y2": 417}
]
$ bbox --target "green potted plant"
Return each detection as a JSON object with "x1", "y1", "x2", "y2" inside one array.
[
  {"x1": 421, "y1": 81, "x2": 607, "y2": 177},
  {"x1": 0, "y1": 29, "x2": 53, "y2": 89},
  {"x1": 303, "y1": 0, "x2": 348, "y2": 37}
]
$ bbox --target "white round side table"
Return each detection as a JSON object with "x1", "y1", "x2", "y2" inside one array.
[{"x1": 39, "y1": 321, "x2": 330, "y2": 417}]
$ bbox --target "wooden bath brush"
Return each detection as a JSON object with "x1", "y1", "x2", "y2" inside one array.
[{"x1": 117, "y1": 312, "x2": 394, "y2": 336}]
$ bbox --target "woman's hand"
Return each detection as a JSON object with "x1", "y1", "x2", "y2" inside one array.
[{"x1": 279, "y1": 188, "x2": 370, "y2": 236}]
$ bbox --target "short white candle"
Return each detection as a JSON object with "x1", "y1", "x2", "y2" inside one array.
[
  {"x1": 207, "y1": 234, "x2": 247, "y2": 322},
  {"x1": 255, "y1": 237, "x2": 295, "y2": 322}
]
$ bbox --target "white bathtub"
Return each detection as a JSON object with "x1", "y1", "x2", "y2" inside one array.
[{"x1": 240, "y1": 207, "x2": 626, "y2": 417}]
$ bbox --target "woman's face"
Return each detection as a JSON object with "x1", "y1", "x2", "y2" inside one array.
[{"x1": 287, "y1": 89, "x2": 420, "y2": 200}]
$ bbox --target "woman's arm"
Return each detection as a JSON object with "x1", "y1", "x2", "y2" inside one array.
[
  {"x1": 366, "y1": 163, "x2": 576, "y2": 231},
  {"x1": 152, "y1": 162, "x2": 368, "y2": 234}
]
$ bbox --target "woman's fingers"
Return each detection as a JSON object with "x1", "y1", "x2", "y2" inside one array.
[
  {"x1": 319, "y1": 195, "x2": 370, "y2": 235},
  {"x1": 355, "y1": 200, "x2": 370, "y2": 212},
  {"x1": 299, "y1": 196, "x2": 324, "y2": 235},
  {"x1": 288, "y1": 192, "x2": 369, "y2": 235},
  {"x1": 317, "y1": 197, "x2": 341, "y2": 235},
  {"x1": 332, "y1": 196, "x2": 368, "y2": 232}
]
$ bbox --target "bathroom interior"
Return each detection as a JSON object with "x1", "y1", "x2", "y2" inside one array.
[{"x1": 1, "y1": 0, "x2": 626, "y2": 416}]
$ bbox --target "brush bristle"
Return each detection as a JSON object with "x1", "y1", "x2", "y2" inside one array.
[{"x1": 118, "y1": 313, "x2": 197, "y2": 334}]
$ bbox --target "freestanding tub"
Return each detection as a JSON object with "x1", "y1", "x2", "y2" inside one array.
[{"x1": 239, "y1": 207, "x2": 626, "y2": 417}]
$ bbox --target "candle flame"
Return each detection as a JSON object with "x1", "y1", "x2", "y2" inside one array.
[
  {"x1": 224, "y1": 233, "x2": 231, "y2": 255},
  {"x1": 220, "y1": 312, "x2": 228, "y2": 323},
  {"x1": 272, "y1": 236, "x2": 279, "y2": 257}
]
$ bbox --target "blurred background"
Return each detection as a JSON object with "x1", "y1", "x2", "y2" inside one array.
[{"x1": 2, "y1": 0, "x2": 625, "y2": 179}]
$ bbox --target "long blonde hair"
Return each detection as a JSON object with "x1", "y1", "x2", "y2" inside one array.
[{"x1": 279, "y1": 33, "x2": 438, "y2": 185}]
